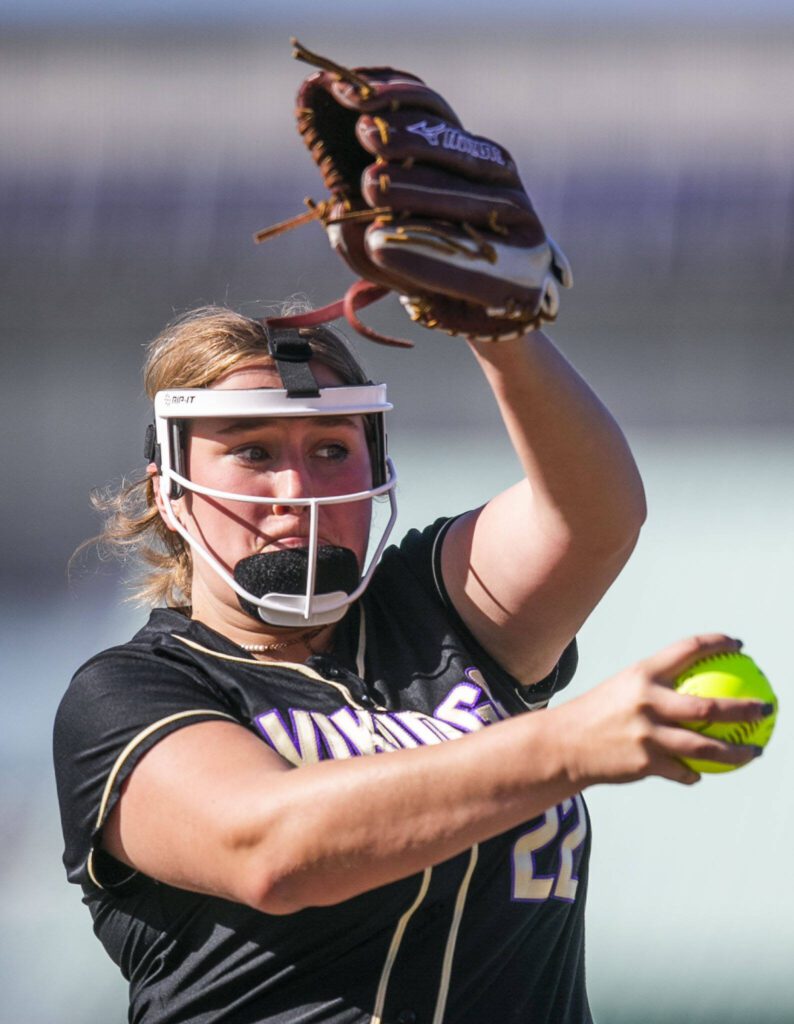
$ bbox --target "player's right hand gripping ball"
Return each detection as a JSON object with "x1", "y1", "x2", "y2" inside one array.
[{"x1": 674, "y1": 652, "x2": 778, "y2": 773}]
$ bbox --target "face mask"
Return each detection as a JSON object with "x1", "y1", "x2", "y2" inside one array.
[{"x1": 150, "y1": 381, "x2": 397, "y2": 627}]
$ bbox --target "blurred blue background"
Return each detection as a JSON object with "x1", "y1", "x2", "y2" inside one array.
[{"x1": 2, "y1": 1, "x2": 792, "y2": 1020}]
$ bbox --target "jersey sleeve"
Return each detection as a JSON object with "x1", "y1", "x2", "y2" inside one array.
[
  {"x1": 53, "y1": 646, "x2": 240, "y2": 892},
  {"x1": 398, "y1": 516, "x2": 578, "y2": 707}
]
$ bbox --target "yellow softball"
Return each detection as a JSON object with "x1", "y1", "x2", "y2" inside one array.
[{"x1": 674, "y1": 651, "x2": 778, "y2": 773}]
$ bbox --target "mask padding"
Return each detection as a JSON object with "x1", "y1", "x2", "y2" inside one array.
[{"x1": 233, "y1": 547, "x2": 359, "y2": 621}]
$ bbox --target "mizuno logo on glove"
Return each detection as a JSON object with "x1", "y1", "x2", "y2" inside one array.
[{"x1": 406, "y1": 120, "x2": 506, "y2": 165}]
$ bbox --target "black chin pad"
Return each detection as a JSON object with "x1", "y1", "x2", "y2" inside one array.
[{"x1": 233, "y1": 547, "x2": 360, "y2": 618}]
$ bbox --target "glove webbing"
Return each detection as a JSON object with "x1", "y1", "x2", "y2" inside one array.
[{"x1": 253, "y1": 41, "x2": 417, "y2": 347}]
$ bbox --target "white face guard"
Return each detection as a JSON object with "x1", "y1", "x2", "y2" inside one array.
[{"x1": 151, "y1": 383, "x2": 398, "y2": 628}]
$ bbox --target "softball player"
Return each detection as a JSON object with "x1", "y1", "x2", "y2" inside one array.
[{"x1": 54, "y1": 307, "x2": 766, "y2": 1023}]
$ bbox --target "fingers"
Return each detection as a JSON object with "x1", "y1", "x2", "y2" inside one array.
[
  {"x1": 653, "y1": 757, "x2": 701, "y2": 787},
  {"x1": 639, "y1": 633, "x2": 743, "y2": 687},
  {"x1": 565, "y1": 633, "x2": 768, "y2": 791},
  {"x1": 650, "y1": 686, "x2": 773, "y2": 726},
  {"x1": 653, "y1": 724, "x2": 762, "y2": 772}
]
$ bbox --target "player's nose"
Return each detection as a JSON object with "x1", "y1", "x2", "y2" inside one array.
[{"x1": 270, "y1": 465, "x2": 310, "y2": 515}]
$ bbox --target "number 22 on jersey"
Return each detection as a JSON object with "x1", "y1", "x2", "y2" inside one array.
[{"x1": 511, "y1": 795, "x2": 587, "y2": 902}]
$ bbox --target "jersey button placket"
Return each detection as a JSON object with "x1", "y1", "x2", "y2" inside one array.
[{"x1": 318, "y1": 656, "x2": 378, "y2": 709}]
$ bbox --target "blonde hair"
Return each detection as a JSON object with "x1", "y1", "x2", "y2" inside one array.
[{"x1": 89, "y1": 305, "x2": 371, "y2": 608}]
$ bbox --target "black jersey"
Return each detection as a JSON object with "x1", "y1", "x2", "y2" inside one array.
[{"x1": 54, "y1": 519, "x2": 590, "y2": 1024}]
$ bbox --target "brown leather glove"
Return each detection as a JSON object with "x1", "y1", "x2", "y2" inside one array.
[{"x1": 255, "y1": 40, "x2": 572, "y2": 347}]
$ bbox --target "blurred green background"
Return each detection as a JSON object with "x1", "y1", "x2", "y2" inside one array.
[{"x1": 2, "y1": 3, "x2": 792, "y2": 1021}]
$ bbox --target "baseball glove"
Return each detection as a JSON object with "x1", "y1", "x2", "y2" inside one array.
[{"x1": 255, "y1": 39, "x2": 572, "y2": 348}]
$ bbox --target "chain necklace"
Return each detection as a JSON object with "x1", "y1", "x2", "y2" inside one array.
[{"x1": 240, "y1": 625, "x2": 326, "y2": 655}]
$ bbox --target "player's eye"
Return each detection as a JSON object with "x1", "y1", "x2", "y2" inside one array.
[
  {"x1": 314, "y1": 442, "x2": 350, "y2": 462},
  {"x1": 232, "y1": 444, "x2": 271, "y2": 464}
]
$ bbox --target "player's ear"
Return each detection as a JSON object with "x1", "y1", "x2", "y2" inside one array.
[{"x1": 148, "y1": 463, "x2": 182, "y2": 532}]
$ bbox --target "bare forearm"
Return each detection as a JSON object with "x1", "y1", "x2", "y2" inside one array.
[{"x1": 244, "y1": 710, "x2": 574, "y2": 913}]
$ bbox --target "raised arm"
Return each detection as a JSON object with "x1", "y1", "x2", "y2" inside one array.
[{"x1": 441, "y1": 330, "x2": 647, "y2": 684}]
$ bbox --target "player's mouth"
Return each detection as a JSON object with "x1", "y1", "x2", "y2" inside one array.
[{"x1": 256, "y1": 533, "x2": 334, "y2": 553}]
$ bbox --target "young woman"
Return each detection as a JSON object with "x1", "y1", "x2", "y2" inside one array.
[{"x1": 54, "y1": 307, "x2": 767, "y2": 1024}]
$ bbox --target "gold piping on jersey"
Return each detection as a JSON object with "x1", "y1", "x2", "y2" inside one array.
[
  {"x1": 172, "y1": 634, "x2": 363, "y2": 707},
  {"x1": 432, "y1": 844, "x2": 479, "y2": 1024},
  {"x1": 87, "y1": 707, "x2": 238, "y2": 889},
  {"x1": 429, "y1": 516, "x2": 455, "y2": 601},
  {"x1": 369, "y1": 867, "x2": 433, "y2": 1024},
  {"x1": 355, "y1": 605, "x2": 367, "y2": 680}
]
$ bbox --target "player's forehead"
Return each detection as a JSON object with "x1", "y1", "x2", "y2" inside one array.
[
  {"x1": 188, "y1": 359, "x2": 368, "y2": 441},
  {"x1": 193, "y1": 414, "x2": 366, "y2": 440},
  {"x1": 211, "y1": 360, "x2": 345, "y2": 391}
]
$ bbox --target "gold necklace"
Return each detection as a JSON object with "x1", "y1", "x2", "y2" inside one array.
[{"x1": 240, "y1": 625, "x2": 326, "y2": 655}]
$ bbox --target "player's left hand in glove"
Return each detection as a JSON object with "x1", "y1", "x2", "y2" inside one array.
[{"x1": 255, "y1": 39, "x2": 572, "y2": 347}]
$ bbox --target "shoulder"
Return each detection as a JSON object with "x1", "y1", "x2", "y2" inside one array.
[
  {"x1": 375, "y1": 516, "x2": 453, "y2": 592},
  {"x1": 53, "y1": 608, "x2": 245, "y2": 891},
  {"x1": 65, "y1": 606, "x2": 198, "y2": 679},
  {"x1": 367, "y1": 517, "x2": 578, "y2": 710},
  {"x1": 56, "y1": 608, "x2": 228, "y2": 727}
]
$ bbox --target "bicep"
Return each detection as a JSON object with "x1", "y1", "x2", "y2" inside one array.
[
  {"x1": 442, "y1": 484, "x2": 636, "y2": 683},
  {"x1": 102, "y1": 720, "x2": 292, "y2": 906}
]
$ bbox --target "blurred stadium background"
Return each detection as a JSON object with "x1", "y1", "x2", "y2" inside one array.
[{"x1": 2, "y1": 3, "x2": 792, "y2": 1021}]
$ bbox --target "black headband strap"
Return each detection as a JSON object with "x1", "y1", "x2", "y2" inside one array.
[{"x1": 266, "y1": 328, "x2": 321, "y2": 398}]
